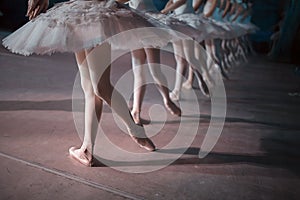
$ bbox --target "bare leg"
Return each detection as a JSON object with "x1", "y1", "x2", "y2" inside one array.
[
  {"x1": 69, "y1": 50, "x2": 103, "y2": 167},
  {"x1": 228, "y1": 39, "x2": 236, "y2": 66},
  {"x1": 206, "y1": 39, "x2": 228, "y2": 79},
  {"x1": 237, "y1": 38, "x2": 248, "y2": 63},
  {"x1": 182, "y1": 40, "x2": 199, "y2": 90},
  {"x1": 145, "y1": 48, "x2": 181, "y2": 116},
  {"x1": 182, "y1": 40, "x2": 210, "y2": 97},
  {"x1": 182, "y1": 65, "x2": 194, "y2": 90},
  {"x1": 222, "y1": 39, "x2": 231, "y2": 70},
  {"x1": 170, "y1": 41, "x2": 188, "y2": 101},
  {"x1": 182, "y1": 40, "x2": 202, "y2": 90},
  {"x1": 131, "y1": 49, "x2": 147, "y2": 125},
  {"x1": 85, "y1": 43, "x2": 155, "y2": 151}
]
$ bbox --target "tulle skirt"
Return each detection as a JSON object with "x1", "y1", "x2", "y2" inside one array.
[
  {"x1": 2, "y1": 0, "x2": 185, "y2": 56},
  {"x1": 167, "y1": 13, "x2": 231, "y2": 41},
  {"x1": 143, "y1": 12, "x2": 208, "y2": 42}
]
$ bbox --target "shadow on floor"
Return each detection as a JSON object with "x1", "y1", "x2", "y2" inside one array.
[
  {"x1": 0, "y1": 99, "x2": 110, "y2": 113},
  {"x1": 1, "y1": 100, "x2": 299, "y2": 129},
  {"x1": 92, "y1": 145, "x2": 300, "y2": 177}
]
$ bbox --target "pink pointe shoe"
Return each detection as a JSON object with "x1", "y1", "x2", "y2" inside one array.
[
  {"x1": 130, "y1": 135, "x2": 156, "y2": 151},
  {"x1": 128, "y1": 125, "x2": 156, "y2": 151},
  {"x1": 169, "y1": 90, "x2": 180, "y2": 101},
  {"x1": 182, "y1": 80, "x2": 193, "y2": 90},
  {"x1": 164, "y1": 100, "x2": 182, "y2": 116},
  {"x1": 69, "y1": 147, "x2": 93, "y2": 167}
]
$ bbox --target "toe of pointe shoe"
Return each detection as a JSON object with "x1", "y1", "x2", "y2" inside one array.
[
  {"x1": 182, "y1": 82, "x2": 192, "y2": 90},
  {"x1": 69, "y1": 147, "x2": 92, "y2": 167},
  {"x1": 171, "y1": 108, "x2": 182, "y2": 116},
  {"x1": 130, "y1": 111, "x2": 142, "y2": 126},
  {"x1": 165, "y1": 102, "x2": 181, "y2": 116},
  {"x1": 131, "y1": 136, "x2": 156, "y2": 151},
  {"x1": 169, "y1": 91, "x2": 180, "y2": 101}
]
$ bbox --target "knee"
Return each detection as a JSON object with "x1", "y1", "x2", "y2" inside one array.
[
  {"x1": 174, "y1": 55, "x2": 186, "y2": 64},
  {"x1": 132, "y1": 51, "x2": 146, "y2": 66},
  {"x1": 132, "y1": 65, "x2": 144, "y2": 75},
  {"x1": 151, "y1": 73, "x2": 160, "y2": 84},
  {"x1": 132, "y1": 58, "x2": 145, "y2": 67},
  {"x1": 149, "y1": 68, "x2": 162, "y2": 82}
]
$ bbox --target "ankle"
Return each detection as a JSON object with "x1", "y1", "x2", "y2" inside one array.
[
  {"x1": 131, "y1": 109, "x2": 142, "y2": 124},
  {"x1": 169, "y1": 90, "x2": 180, "y2": 101},
  {"x1": 80, "y1": 143, "x2": 92, "y2": 153}
]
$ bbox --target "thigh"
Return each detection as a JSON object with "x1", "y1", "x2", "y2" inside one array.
[{"x1": 144, "y1": 48, "x2": 160, "y2": 63}]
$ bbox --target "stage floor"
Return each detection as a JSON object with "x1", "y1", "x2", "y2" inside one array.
[{"x1": 0, "y1": 37, "x2": 300, "y2": 199}]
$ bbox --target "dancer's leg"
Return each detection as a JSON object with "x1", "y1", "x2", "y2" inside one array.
[
  {"x1": 209, "y1": 39, "x2": 229, "y2": 79},
  {"x1": 228, "y1": 39, "x2": 237, "y2": 65},
  {"x1": 145, "y1": 48, "x2": 181, "y2": 116},
  {"x1": 214, "y1": 39, "x2": 229, "y2": 79},
  {"x1": 196, "y1": 41, "x2": 217, "y2": 86},
  {"x1": 85, "y1": 43, "x2": 155, "y2": 151},
  {"x1": 170, "y1": 41, "x2": 188, "y2": 101},
  {"x1": 182, "y1": 65, "x2": 194, "y2": 90},
  {"x1": 237, "y1": 37, "x2": 248, "y2": 63},
  {"x1": 221, "y1": 39, "x2": 230, "y2": 71},
  {"x1": 69, "y1": 51, "x2": 103, "y2": 166},
  {"x1": 205, "y1": 39, "x2": 212, "y2": 65},
  {"x1": 131, "y1": 49, "x2": 147, "y2": 125},
  {"x1": 182, "y1": 40, "x2": 210, "y2": 97}
]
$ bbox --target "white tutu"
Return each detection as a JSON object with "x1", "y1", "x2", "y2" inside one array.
[
  {"x1": 209, "y1": 19, "x2": 242, "y2": 39},
  {"x1": 128, "y1": 0, "x2": 201, "y2": 43},
  {"x1": 2, "y1": 0, "x2": 179, "y2": 55},
  {"x1": 167, "y1": 13, "x2": 233, "y2": 41},
  {"x1": 143, "y1": 12, "x2": 206, "y2": 42},
  {"x1": 237, "y1": 22, "x2": 259, "y2": 34}
]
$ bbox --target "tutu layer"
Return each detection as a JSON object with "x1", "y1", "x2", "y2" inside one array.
[
  {"x1": 2, "y1": 0, "x2": 179, "y2": 55},
  {"x1": 167, "y1": 13, "x2": 234, "y2": 41},
  {"x1": 126, "y1": 0, "x2": 204, "y2": 42},
  {"x1": 143, "y1": 12, "x2": 206, "y2": 42},
  {"x1": 237, "y1": 23, "x2": 259, "y2": 34}
]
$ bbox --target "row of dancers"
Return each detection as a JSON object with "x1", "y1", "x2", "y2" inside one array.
[
  {"x1": 123, "y1": 0, "x2": 257, "y2": 122},
  {"x1": 2, "y1": 0, "x2": 257, "y2": 166}
]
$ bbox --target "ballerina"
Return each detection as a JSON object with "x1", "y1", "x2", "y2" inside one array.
[
  {"x1": 201, "y1": 0, "x2": 234, "y2": 79},
  {"x1": 119, "y1": 0, "x2": 209, "y2": 122},
  {"x1": 161, "y1": 0, "x2": 221, "y2": 101},
  {"x1": 182, "y1": 0, "x2": 228, "y2": 90},
  {"x1": 232, "y1": 1, "x2": 257, "y2": 62},
  {"x1": 118, "y1": 0, "x2": 182, "y2": 125},
  {"x1": 2, "y1": 0, "x2": 183, "y2": 166},
  {"x1": 129, "y1": 48, "x2": 182, "y2": 125}
]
